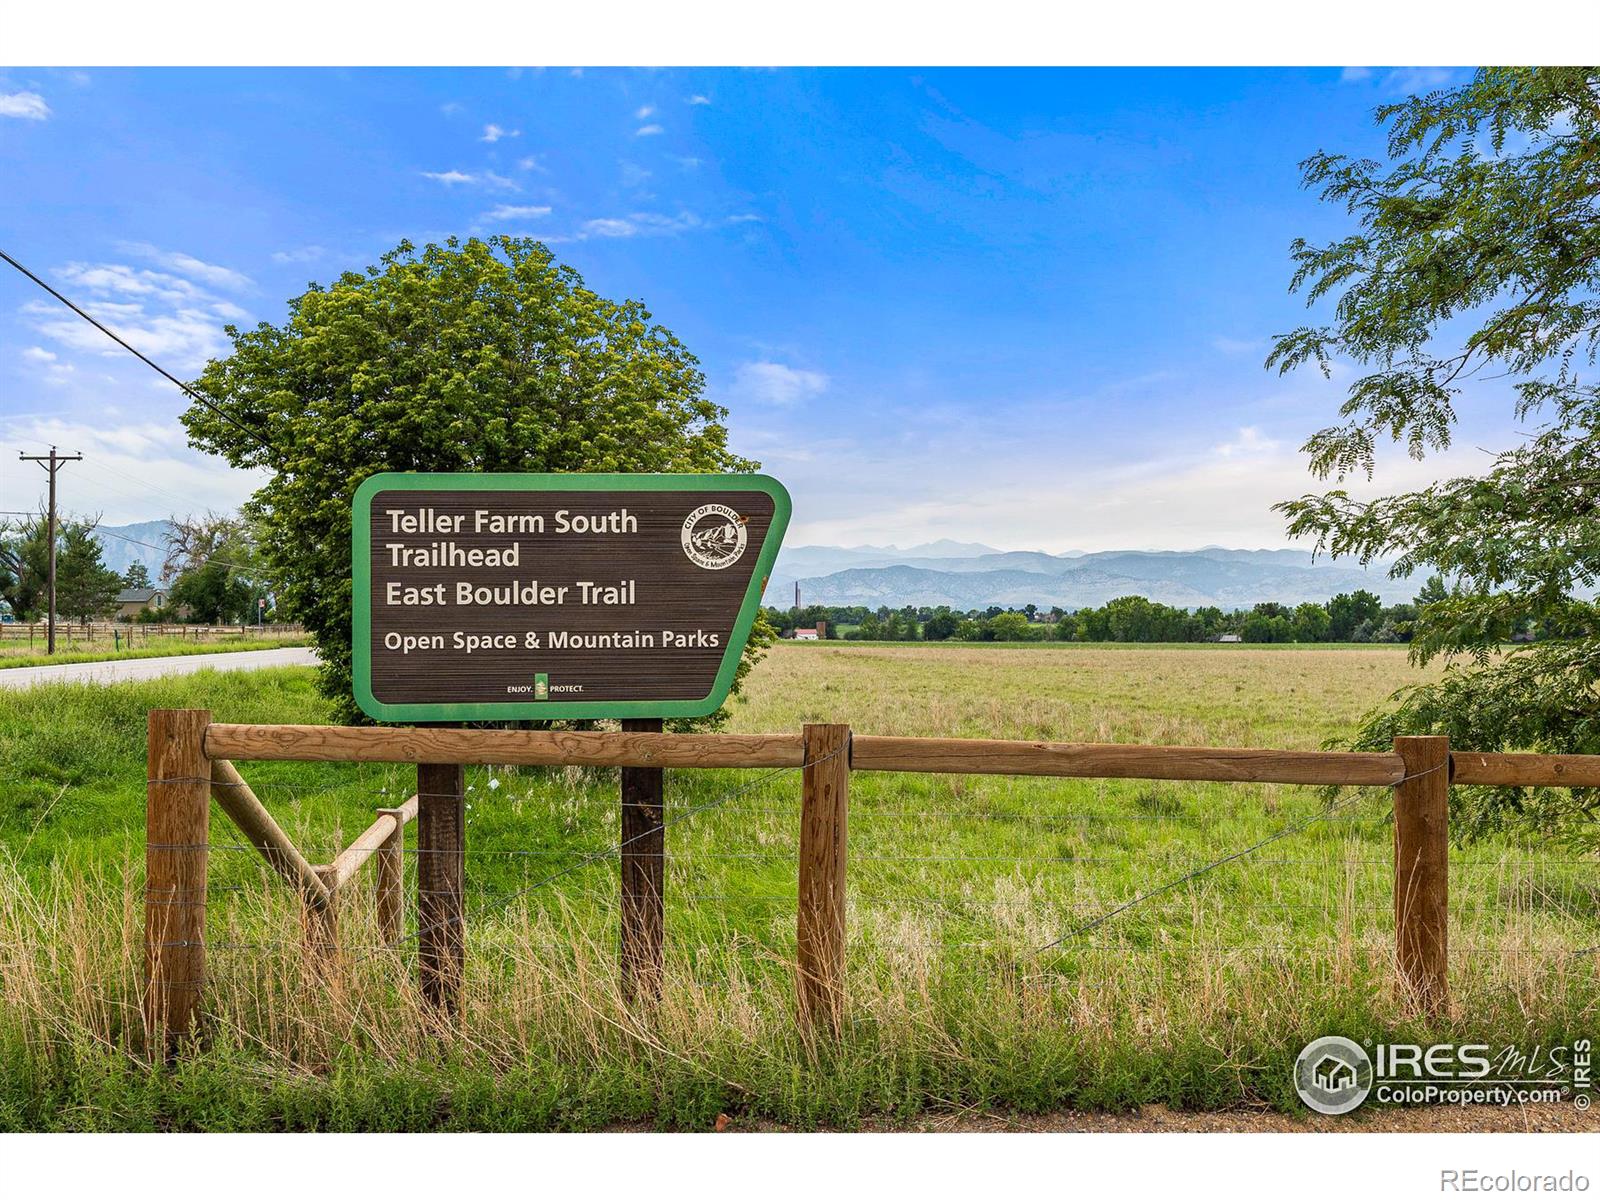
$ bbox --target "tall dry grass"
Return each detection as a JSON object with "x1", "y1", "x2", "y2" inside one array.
[{"x1": 1, "y1": 844, "x2": 1594, "y2": 1130}]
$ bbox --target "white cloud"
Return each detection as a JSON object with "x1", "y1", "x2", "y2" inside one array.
[
  {"x1": 517, "y1": 155, "x2": 544, "y2": 172},
  {"x1": 635, "y1": 124, "x2": 664, "y2": 137},
  {"x1": 635, "y1": 105, "x2": 656, "y2": 119},
  {"x1": 582, "y1": 218, "x2": 641, "y2": 238},
  {"x1": 2, "y1": 417, "x2": 269, "y2": 524},
  {"x1": 1339, "y1": 67, "x2": 1373, "y2": 83},
  {"x1": 56, "y1": 262, "x2": 202, "y2": 303},
  {"x1": 620, "y1": 162, "x2": 652, "y2": 187},
  {"x1": 421, "y1": 169, "x2": 519, "y2": 191},
  {"x1": 1214, "y1": 426, "x2": 1279, "y2": 458},
  {"x1": 481, "y1": 204, "x2": 553, "y2": 223},
  {"x1": 578, "y1": 211, "x2": 703, "y2": 239},
  {"x1": 734, "y1": 361, "x2": 830, "y2": 407},
  {"x1": 753, "y1": 407, "x2": 1491, "y2": 554},
  {"x1": 572, "y1": 210, "x2": 756, "y2": 240},
  {"x1": 26, "y1": 300, "x2": 230, "y2": 367},
  {"x1": 440, "y1": 101, "x2": 464, "y2": 116},
  {"x1": 686, "y1": 94, "x2": 711, "y2": 106},
  {"x1": 272, "y1": 245, "x2": 325, "y2": 264},
  {"x1": 1212, "y1": 336, "x2": 1264, "y2": 356},
  {"x1": 480, "y1": 123, "x2": 520, "y2": 143},
  {"x1": 119, "y1": 242, "x2": 253, "y2": 291},
  {"x1": 0, "y1": 91, "x2": 49, "y2": 120},
  {"x1": 1382, "y1": 67, "x2": 1459, "y2": 96},
  {"x1": 22, "y1": 346, "x2": 57, "y2": 363},
  {"x1": 23, "y1": 251, "x2": 253, "y2": 372}
]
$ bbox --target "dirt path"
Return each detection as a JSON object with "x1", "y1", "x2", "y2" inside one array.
[{"x1": 696, "y1": 1102, "x2": 1599, "y2": 1133}]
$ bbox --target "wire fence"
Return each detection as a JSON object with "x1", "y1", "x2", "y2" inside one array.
[{"x1": 151, "y1": 750, "x2": 1600, "y2": 1000}]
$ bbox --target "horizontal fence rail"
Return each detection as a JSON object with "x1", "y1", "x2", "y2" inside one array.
[
  {"x1": 205, "y1": 724, "x2": 807, "y2": 769},
  {"x1": 1450, "y1": 751, "x2": 1600, "y2": 789},
  {"x1": 205, "y1": 722, "x2": 1596, "y2": 788},
  {"x1": 850, "y1": 736, "x2": 1407, "y2": 785},
  {"x1": 145, "y1": 711, "x2": 1600, "y2": 1054}
]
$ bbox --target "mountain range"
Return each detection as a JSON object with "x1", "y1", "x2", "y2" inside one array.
[
  {"x1": 769, "y1": 542, "x2": 1413, "y2": 610},
  {"x1": 89, "y1": 523, "x2": 1412, "y2": 610},
  {"x1": 93, "y1": 521, "x2": 174, "y2": 582}
]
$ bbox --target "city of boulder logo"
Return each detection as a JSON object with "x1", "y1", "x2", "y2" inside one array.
[
  {"x1": 681, "y1": 503, "x2": 749, "y2": 570},
  {"x1": 1294, "y1": 1035, "x2": 1374, "y2": 1115}
]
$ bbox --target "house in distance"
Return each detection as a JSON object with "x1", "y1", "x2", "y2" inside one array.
[{"x1": 114, "y1": 587, "x2": 167, "y2": 621}]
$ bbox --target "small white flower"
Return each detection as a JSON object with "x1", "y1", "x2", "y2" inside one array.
[{"x1": 488, "y1": 778, "x2": 501, "y2": 791}]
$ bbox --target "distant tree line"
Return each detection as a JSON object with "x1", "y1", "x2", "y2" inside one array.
[
  {"x1": 0, "y1": 511, "x2": 276, "y2": 625},
  {"x1": 762, "y1": 577, "x2": 1531, "y2": 645}
]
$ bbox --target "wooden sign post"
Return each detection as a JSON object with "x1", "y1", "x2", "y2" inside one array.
[{"x1": 351, "y1": 473, "x2": 789, "y2": 1010}]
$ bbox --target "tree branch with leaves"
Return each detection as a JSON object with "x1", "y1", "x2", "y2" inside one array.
[{"x1": 1271, "y1": 67, "x2": 1600, "y2": 842}]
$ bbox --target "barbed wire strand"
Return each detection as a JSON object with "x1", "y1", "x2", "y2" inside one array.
[{"x1": 1027, "y1": 759, "x2": 1453, "y2": 959}]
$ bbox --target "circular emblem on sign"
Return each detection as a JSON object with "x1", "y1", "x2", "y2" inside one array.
[
  {"x1": 1294, "y1": 1036, "x2": 1373, "y2": 1115},
  {"x1": 681, "y1": 503, "x2": 748, "y2": 570}
]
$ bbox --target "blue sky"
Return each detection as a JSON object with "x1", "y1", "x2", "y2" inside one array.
[{"x1": 0, "y1": 66, "x2": 1507, "y2": 550}]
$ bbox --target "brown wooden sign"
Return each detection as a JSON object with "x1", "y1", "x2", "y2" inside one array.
[{"x1": 352, "y1": 473, "x2": 790, "y2": 720}]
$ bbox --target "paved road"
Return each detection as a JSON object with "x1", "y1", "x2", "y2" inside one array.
[{"x1": 0, "y1": 646, "x2": 319, "y2": 689}]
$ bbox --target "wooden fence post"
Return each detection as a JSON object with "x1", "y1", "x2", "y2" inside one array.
[
  {"x1": 306, "y1": 865, "x2": 339, "y2": 962},
  {"x1": 417, "y1": 763, "x2": 466, "y2": 1012},
  {"x1": 145, "y1": 708, "x2": 211, "y2": 1051},
  {"x1": 620, "y1": 717, "x2": 665, "y2": 1003},
  {"x1": 1393, "y1": 735, "x2": 1450, "y2": 1014},
  {"x1": 375, "y1": 807, "x2": 406, "y2": 945},
  {"x1": 797, "y1": 723, "x2": 850, "y2": 1033}
]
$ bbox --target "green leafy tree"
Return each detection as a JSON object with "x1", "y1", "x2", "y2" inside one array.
[
  {"x1": 1270, "y1": 67, "x2": 1600, "y2": 839},
  {"x1": 1292, "y1": 602, "x2": 1331, "y2": 643},
  {"x1": 168, "y1": 560, "x2": 253, "y2": 623},
  {"x1": 0, "y1": 515, "x2": 119, "y2": 623},
  {"x1": 923, "y1": 608, "x2": 960, "y2": 641},
  {"x1": 54, "y1": 523, "x2": 123, "y2": 623},
  {"x1": 0, "y1": 515, "x2": 47, "y2": 619},
  {"x1": 1413, "y1": 574, "x2": 1452, "y2": 610},
  {"x1": 184, "y1": 237, "x2": 754, "y2": 721},
  {"x1": 1326, "y1": 590, "x2": 1382, "y2": 641},
  {"x1": 1242, "y1": 611, "x2": 1293, "y2": 643},
  {"x1": 122, "y1": 562, "x2": 152, "y2": 590},
  {"x1": 986, "y1": 611, "x2": 1032, "y2": 642}
]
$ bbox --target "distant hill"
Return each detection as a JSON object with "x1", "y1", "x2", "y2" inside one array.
[
  {"x1": 92, "y1": 521, "x2": 175, "y2": 582},
  {"x1": 770, "y1": 544, "x2": 1412, "y2": 609}
]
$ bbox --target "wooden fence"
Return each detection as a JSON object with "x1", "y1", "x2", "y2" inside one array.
[
  {"x1": 3, "y1": 622, "x2": 303, "y2": 645},
  {"x1": 143, "y1": 709, "x2": 1600, "y2": 1049}
]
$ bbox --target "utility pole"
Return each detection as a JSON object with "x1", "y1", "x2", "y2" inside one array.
[{"x1": 19, "y1": 447, "x2": 83, "y2": 655}]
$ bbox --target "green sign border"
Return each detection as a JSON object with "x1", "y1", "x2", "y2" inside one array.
[{"x1": 352, "y1": 472, "x2": 791, "y2": 722}]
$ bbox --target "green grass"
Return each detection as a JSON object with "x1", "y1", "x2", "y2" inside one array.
[
  {"x1": 0, "y1": 643, "x2": 1595, "y2": 1130},
  {"x1": 0, "y1": 633, "x2": 310, "y2": 670}
]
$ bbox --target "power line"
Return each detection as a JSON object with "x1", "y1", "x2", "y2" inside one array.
[
  {"x1": 4, "y1": 509, "x2": 279, "y2": 582},
  {"x1": 93, "y1": 523, "x2": 284, "y2": 583},
  {"x1": 0, "y1": 247, "x2": 277, "y2": 460}
]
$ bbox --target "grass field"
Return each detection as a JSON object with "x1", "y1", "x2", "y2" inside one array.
[
  {"x1": 0, "y1": 628, "x2": 310, "y2": 670},
  {"x1": 0, "y1": 642, "x2": 1595, "y2": 1131}
]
